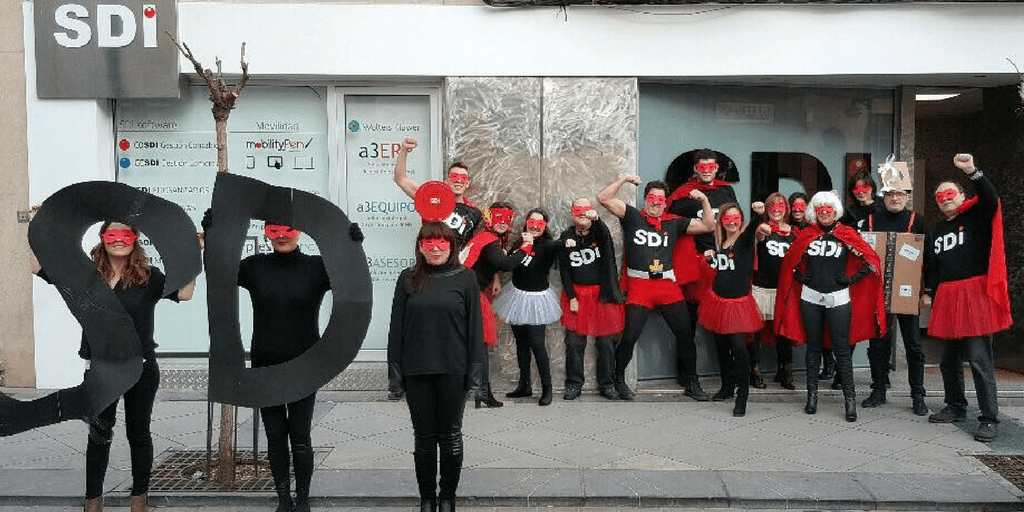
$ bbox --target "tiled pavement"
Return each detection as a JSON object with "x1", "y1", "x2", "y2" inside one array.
[{"x1": 1, "y1": 367, "x2": 1023, "y2": 510}]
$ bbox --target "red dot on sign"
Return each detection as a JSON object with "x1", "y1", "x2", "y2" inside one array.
[
  {"x1": 144, "y1": 7, "x2": 155, "y2": 18},
  {"x1": 254, "y1": 143, "x2": 261, "y2": 148},
  {"x1": 119, "y1": 139, "x2": 130, "y2": 151}
]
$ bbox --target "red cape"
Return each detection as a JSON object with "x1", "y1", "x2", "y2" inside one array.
[
  {"x1": 773, "y1": 223, "x2": 886, "y2": 346},
  {"x1": 463, "y1": 231, "x2": 498, "y2": 269},
  {"x1": 958, "y1": 198, "x2": 1011, "y2": 321},
  {"x1": 666, "y1": 177, "x2": 732, "y2": 205}
]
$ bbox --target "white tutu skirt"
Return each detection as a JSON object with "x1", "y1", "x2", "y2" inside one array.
[
  {"x1": 492, "y1": 284, "x2": 562, "y2": 325},
  {"x1": 751, "y1": 285, "x2": 777, "y2": 320}
]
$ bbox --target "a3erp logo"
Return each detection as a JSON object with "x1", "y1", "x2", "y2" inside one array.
[
  {"x1": 765, "y1": 240, "x2": 791, "y2": 257},
  {"x1": 569, "y1": 247, "x2": 601, "y2": 267},
  {"x1": 53, "y1": 3, "x2": 159, "y2": 48},
  {"x1": 933, "y1": 231, "x2": 965, "y2": 254},
  {"x1": 806, "y1": 240, "x2": 844, "y2": 258},
  {"x1": 710, "y1": 253, "x2": 735, "y2": 271},
  {"x1": 633, "y1": 229, "x2": 670, "y2": 248}
]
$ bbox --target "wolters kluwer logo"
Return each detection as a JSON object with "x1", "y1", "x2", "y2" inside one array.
[{"x1": 348, "y1": 120, "x2": 360, "y2": 133}]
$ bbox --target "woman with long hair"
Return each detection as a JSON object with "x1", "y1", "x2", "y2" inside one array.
[
  {"x1": 461, "y1": 201, "x2": 532, "y2": 408},
  {"x1": 788, "y1": 192, "x2": 810, "y2": 230},
  {"x1": 34, "y1": 220, "x2": 196, "y2": 512},
  {"x1": 388, "y1": 222, "x2": 485, "y2": 512},
  {"x1": 697, "y1": 203, "x2": 764, "y2": 416},
  {"x1": 491, "y1": 208, "x2": 561, "y2": 406},
  {"x1": 751, "y1": 193, "x2": 798, "y2": 390}
]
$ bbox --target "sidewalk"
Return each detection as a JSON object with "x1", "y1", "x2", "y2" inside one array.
[{"x1": 1, "y1": 366, "x2": 1022, "y2": 510}]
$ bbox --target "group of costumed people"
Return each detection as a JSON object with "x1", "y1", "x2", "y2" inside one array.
[{"x1": 18, "y1": 138, "x2": 1008, "y2": 512}]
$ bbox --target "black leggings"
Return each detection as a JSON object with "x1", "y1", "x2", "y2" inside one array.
[
  {"x1": 714, "y1": 332, "x2": 750, "y2": 397},
  {"x1": 260, "y1": 392, "x2": 317, "y2": 499},
  {"x1": 85, "y1": 358, "x2": 160, "y2": 499},
  {"x1": 800, "y1": 301, "x2": 854, "y2": 397},
  {"x1": 405, "y1": 374, "x2": 467, "y2": 501},
  {"x1": 510, "y1": 324, "x2": 551, "y2": 387},
  {"x1": 617, "y1": 302, "x2": 694, "y2": 381}
]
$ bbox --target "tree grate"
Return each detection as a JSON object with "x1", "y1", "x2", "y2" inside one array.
[
  {"x1": 149, "y1": 448, "x2": 327, "y2": 492},
  {"x1": 976, "y1": 455, "x2": 1024, "y2": 493}
]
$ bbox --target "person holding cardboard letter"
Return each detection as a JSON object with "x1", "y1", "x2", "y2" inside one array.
[
  {"x1": 860, "y1": 158, "x2": 928, "y2": 415},
  {"x1": 922, "y1": 154, "x2": 1011, "y2": 443}
]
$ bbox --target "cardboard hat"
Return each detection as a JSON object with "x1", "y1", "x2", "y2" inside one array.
[
  {"x1": 877, "y1": 156, "x2": 912, "y2": 195},
  {"x1": 415, "y1": 181, "x2": 456, "y2": 222}
]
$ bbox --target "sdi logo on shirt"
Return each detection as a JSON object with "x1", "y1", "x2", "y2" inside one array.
[
  {"x1": 569, "y1": 247, "x2": 601, "y2": 267},
  {"x1": 806, "y1": 240, "x2": 844, "y2": 258},
  {"x1": 933, "y1": 230, "x2": 965, "y2": 254},
  {"x1": 633, "y1": 229, "x2": 670, "y2": 248},
  {"x1": 765, "y1": 240, "x2": 790, "y2": 257}
]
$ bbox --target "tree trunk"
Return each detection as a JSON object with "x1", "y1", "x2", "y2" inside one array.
[
  {"x1": 216, "y1": 117, "x2": 229, "y2": 173},
  {"x1": 215, "y1": 404, "x2": 236, "y2": 486}
]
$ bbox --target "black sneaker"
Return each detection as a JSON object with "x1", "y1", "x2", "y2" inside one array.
[
  {"x1": 563, "y1": 386, "x2": 582, "y2": 401},
  {"x1": 928, "y1": 407, "x2": 966, "y2": 423},
  {"x1": 615, "y1": 382, "x2": 635, "y2": 401},
  {"x1": 911, "y1": 395, "x2": 928, "y2": 416},
  {"x1": 975, "y1": 421, "x2": 998, "y2": 442},
  {"x1": 598, "y1": 385, "x2": 619, "y2": 401}
]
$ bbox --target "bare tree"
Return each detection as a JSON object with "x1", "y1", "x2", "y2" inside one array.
[{"x1": 169, "y1": 34, "x2": 250, "y2": 487}]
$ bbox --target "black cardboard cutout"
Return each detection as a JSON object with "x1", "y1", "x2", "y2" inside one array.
[
  {"x1": 1, "y1": 182, "x2": 200, "y2": 436},
  {"x1": 206, "y1": 173, "x2": 372, "y2": 407}
]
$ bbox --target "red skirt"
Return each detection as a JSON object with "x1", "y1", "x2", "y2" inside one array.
[
  {"x1": 682, "y1": 258, "x2": 715, "y2": 303},
  {"x1": 481, "y1": 292, "x2": 498, "y2": 347},
  {"x1": 929, "y1": 275, "x2": 1012, "y2": 339},
  {"x1": 560, "y1": 285, "x2": 625, "y2": 337},
  {"x1": 698, "y1": 289, "x2": 765, "y2": 335}
]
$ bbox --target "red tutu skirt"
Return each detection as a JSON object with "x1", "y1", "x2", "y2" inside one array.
[
  {"x1": 625, "y1": 277, "x2": 685, "y2": 308},
  {"x1": 681, "y1": 258, "x2": 715, "y2": 303},
  {"x1": 481, "y1": 292, "x2": 498, "y2": 347},
  {"x1": 929, "y1": 275, "x2": 1012, "y2": 339},
  {"x1": 560, "y1": 285, "x2": 625, "y2": 337},
  {"x1": 698, "y1": 290, "x2": 765, "y2": 335}
]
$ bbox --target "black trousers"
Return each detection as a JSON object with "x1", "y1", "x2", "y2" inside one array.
[
  {"x1": 405, "y1": 374, "x2": 467, "y2": 501},
  {"x1": 564, "y1": 330, "x2": 616, "y2": 389},
  {"x1": 867, "y1": 313, "x2": 925, "y2": 395},
  {"x1": 617, "y1": 302, "x2": 695, "y2": 382},
  {"x1": 940, "y1": 335, "x2": 999, "y2": 423},
  {"x1": 260, "y1": 391, "x2": 317, "y2": 499},
  {"x1": 713, "y1": 332, "x2": 750, "y2": 398},
  {"x1": 85, "y1": 358, "x2": 160, "y2": 499},
  {"x1": 510, "y1": 324, "x2": 551, "y2": 388},
  {"x1": 800, "y1": 301, "x2": 855, "y2": 398}
]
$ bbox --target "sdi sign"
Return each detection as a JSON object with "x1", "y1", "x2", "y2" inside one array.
[{"x1": 34, "y1": 0, "x2": 179, "y2": 98}]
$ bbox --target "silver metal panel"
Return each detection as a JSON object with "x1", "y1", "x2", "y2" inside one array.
[{"x1": 34, "y1": 0, "x2": 179, "y2": 98}]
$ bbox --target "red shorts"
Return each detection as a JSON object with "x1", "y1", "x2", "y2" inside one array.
[
  {"x1": 481, "y1": 292, "x2": 498, "y2": 347},
  {"x1": 625, "y1": 277, "x2": 685, "y2": 309},
  {"x1": 560, "y1": 285, "x2": 625, "y2": 337},
  {"x1": 929, "y1": 275, "x2": 1012, "y2": 339},
  {"x1": 698, "y1": 289, "x2": 764, "y2": 335}
]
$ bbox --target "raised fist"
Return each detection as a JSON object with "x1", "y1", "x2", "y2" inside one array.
[
  {"x1": 402, "y1": 137, "x2": 418, "y2": 154},
  {"x1": 751, "y1": 201, "x2": 765, "y2": 215},
  {"x1": 953, "y1": 154, "x2": 976, "y2": 174}
]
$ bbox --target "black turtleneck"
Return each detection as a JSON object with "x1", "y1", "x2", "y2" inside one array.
[
  {"x1": 238, "y1": 249, "x2": 331, "y2": 367},
  {"x1": 867, "y1": 206, "x2": 926, "y2": 235}
]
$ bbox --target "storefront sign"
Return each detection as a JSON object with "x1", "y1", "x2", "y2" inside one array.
[{"x1": 34, "y1": 0, "x2": 179, "y2": 98}]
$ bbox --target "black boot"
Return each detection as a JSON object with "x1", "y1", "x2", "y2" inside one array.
[
  {"x1": 505, "y1": 378, "x2": 532, "y2": 398},
  {"x1": 861, "y1": 388, "x2": 886, "y2": 408},
  {"x1": 538, "y1": 385, "x2": 552, "y2": 406},
  {"x1": 911, "y1": 393, "x2": 929, "y2": 416},
  {"x1": 712, "y1": 387, "x2": 734, "y2": 401},
  {"x1": 420, "y1": 499, "x2": 437, "y2": 512},
  {"x1": 684, "y1": 376, "x2": 712, "y2": 401},
  {"x1": 274, "y1": 481, "x2": 294, "y2": 512},
  {"x1": 845, "y1": 396, "x2": 857, "y2": 422},
  {"x1": 819, "y1": 351, "x2": 835, "y2": 380},
  {"x1": 475, "y1": 381, "x2": 503, "y2": 409},
  {"x1": 733, "y1": 388, "x2": 748, "y2": 417},
  {"x1": 614, "y1": 375, "x2": 635, "y2": 401},
  {"x1": 805, "y1": 391, "x2": 818, "y2": 414},
  {"x1": 778, "y1": 362, "x2": 796, "y2": 390},
  {"x1": 749, "y1": 362, "x2": 767, "y2": 390},
  {"x1": 438, "y1": 499, "x2": 456, "y2": 512}
]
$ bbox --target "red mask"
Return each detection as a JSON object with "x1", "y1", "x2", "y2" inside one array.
[
  {"x1": 768, "y1": 202, "x2": 788, "y2": 215},
  {"x1": 102, "y1": 228, "x2": 138, "y2": 246},
  {"x1": 420, "y1": 237, "x2": 450, "y2": 252},
  {"x1": 791, "y1": 202, "x2": 807, "y2": 213},
  {"x1": 815, "y1": 205, "x2": 835, "y2": 217},
  {"x1": 935, "y1": 189, "x2": 958, "y2": 203},
  {"x1": 485, "y1": 207, "x2": 514, "y2": 228},
  {"x1": 852, "y1": 184, "x2": 873, "y2": 195},
  {"x1": 448, "y1": 173, "x2": 469, "y2": 185},
  {"x1": 721, "y1": 214, "x2": 742, "y2": 227},
  {"x1": 571, "y1": 206, "x2": 594, "y2": 217},
  {"x1": 695, "y1": 162, "x2": 717, "y2": 175},
  {"x1": 525, "y1": 218, "x2": 547, "y2": 232},
  {"x1": 645, "y1": 194, "x2": 666, "y2": 207},
  {"x1": 264, "y1": 224, "x2": 299, "y2": 240}
]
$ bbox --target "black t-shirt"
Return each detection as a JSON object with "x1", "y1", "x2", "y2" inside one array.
[
  {"x1": 388, "y1": 265, "x2": 485, "y2": 379},
  {"x1": 620, "y1": 204, "x2": 690, "y2": 277},
  {"x1": 668, "y1": 185, "x2": 737, "y2": 252},
  {"x1": 710, "y1": 226, "x2": 757, "y2": 299},
  {"x1": 238, "y1": 250, "x2": 331, "y2": 367},
  {"x1": 443, "y1": 203, "x2": 484, "y2": 248},
  {"x1": 37, "y1": 267, "x2": 179, "y2": 361},
  {"x1": 559, "y1": 221, "x2": 611, "y2": 294},
  {"x1": 509, "y1": 238, "x2": 560, "y2": 292},
  {"x1": 753, "y1": 230, "x2": 796, "y2": 289},
  {"x1": 926, "y1": 172, "x2": 998, "y2": 291}
]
